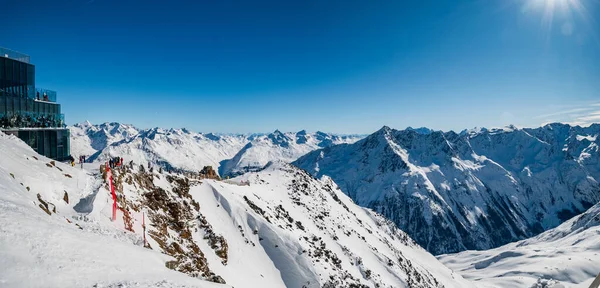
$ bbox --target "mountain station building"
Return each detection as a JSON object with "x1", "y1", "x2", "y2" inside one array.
[{"x1": 0, "y1": 47, "x2": 70, "y2": 161}]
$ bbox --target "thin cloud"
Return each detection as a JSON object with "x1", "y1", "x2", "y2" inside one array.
[
  {"x1": 535, "y1": 107, "x2": 595, "y2": 119},
  {"x1": 538, "y1": 102, "x2": 600, "y2": 127},
  {"x1": 563, "y1": 110, "x2": 600, "y2": 127}
]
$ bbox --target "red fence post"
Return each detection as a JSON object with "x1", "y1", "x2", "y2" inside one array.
[
  {"x1": 142, "y1": 212, "x2": 147, "y2": 246},
  {"x1": 106, "y1": 163, "x2": 117, "y2": 222}
]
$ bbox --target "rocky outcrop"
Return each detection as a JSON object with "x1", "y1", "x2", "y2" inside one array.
[
  {"x1": 199, "y1": 166, "x2": 220, "y2": 180},
  {"x1": 108, "y1": 164, "x2": 227, "y2": 284}
]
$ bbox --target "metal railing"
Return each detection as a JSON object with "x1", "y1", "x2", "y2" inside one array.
[
  {"x1": 0, "y1": 47, "x2": 30, "y2": 64},
  {"x1": 0, "y1": 87, "x2": 58, "y2": 103},
  {"x1": 35, "y1": 88, "x2": 57, "y2": 102}
]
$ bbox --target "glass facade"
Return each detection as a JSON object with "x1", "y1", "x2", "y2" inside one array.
[
  {"x1": 0, "y1": 47, "x2": 31, "y2": 64},
  {"x1": 0, "y1": 55, "x2": 35, "y2": 99},
  {"x1": 0, "y1": 50, "x2": 71, "y2": 161},
  {"x1": 3, "y1": 129, "x2": 71, "y2": 161}
]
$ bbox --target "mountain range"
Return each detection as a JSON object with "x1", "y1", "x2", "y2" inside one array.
[
  {"x1": 69, "y1": 122, "x2": 362, "y2": 176},
  {"x1": 2, "y1": 121, "x2": 599, "y2": 287},
  {"x1": 294, "y1": 123, "x2": 600, "y2": 255},
  {"x1": 0, "y1": 131, "x2": 472, "y2": 288}
]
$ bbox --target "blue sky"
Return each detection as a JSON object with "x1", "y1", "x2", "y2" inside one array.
[{"x1": 2, "y1": 0, "x2": 599, "y2": 133}]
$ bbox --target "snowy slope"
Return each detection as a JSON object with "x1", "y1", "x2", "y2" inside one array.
[
  {"x1": 0, "y1": 132, "x2": 227, "y2": 288},
  {"x1": 1, "y1": 130, "x2": 470, "y2": 287},
  {"x1": 438, "y1": 201, "x2": 600, "y2": 288},
  {"x1": 294, "y1": 123, "x2": 600, "y2": 255},
  {"x1": 190, "y1": 163, "x2": 473, "y2": 288},
  {"x1": 107, "y1": 161, "x2": 472, "y2": 287},
  {"x1": 218, "y1": 130, "x2": 361, "y2": 177}
]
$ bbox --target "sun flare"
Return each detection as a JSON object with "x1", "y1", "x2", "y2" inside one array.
[{"x1": 524, "y1": 0, "x2": 589, "y2": 29}]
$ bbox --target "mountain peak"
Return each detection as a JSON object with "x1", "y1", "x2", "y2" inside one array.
[
  {"x1": 406, "y1": 126, "x2": 434, "y2": 135},
  {"x1": 376, "y1": 125, "x2": 392, "y2": 134}
]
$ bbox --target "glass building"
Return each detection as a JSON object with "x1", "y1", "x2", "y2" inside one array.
[{"x1": 0, "y1": 47, "x2": 70, "y2": 161}]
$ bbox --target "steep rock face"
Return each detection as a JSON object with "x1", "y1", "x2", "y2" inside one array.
[{"x1": 294, "y1": 123, "x2": 600, "y2": 255}]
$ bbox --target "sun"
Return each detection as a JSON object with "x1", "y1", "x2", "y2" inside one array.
[{"x1": 522, "y1": 0, "x2": 592, "y2": 38}]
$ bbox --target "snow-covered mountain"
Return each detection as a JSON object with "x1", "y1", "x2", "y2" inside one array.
[
  {"x1": 0, "y1": 131, "x2": 471, "y2": 287},
  {"x1": 438, "y1": 201, "x2": 600, "y2": 287},
  {"x1": 293, "y1": 123, "x2": 600, "y2": 255},
  {"x1": 70, "y1": 122, "x2": 249, "y2": 172},
  {"x1": 70, "y1": 121, "x2": 140, "y2": 157},
  {"x1": 70, "y1": 123, "x2": 362, "y2": 176},
  {"x1": 219, "y1": 130, "x2": 361, "y2": 177}
]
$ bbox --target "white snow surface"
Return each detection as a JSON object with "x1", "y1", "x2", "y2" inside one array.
[
  {"x1": 0, "y1": 132, "x2": 226, "y2": 288},
  {"x1": 438, "y1": 201, "x2": 600, "y2": 288},
  {"x1": 0, "y1": 131, "x2": 469, "y2": 288}
]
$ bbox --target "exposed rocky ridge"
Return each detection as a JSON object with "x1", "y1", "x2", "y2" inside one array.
[
  {"x1": 91, "y1": 161, "x2": 473, "y2": 287},
  {"x1": 105, "y1": 164, "x2": 227, "y2": 283},
  {"x1": 0, "y1": 131, "x2": 224, "y2": 287}
]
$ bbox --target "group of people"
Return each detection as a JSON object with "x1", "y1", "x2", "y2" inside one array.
[
  {"x1": 35, "y1": 91, "x2": 50, "y2": 102},
  {"x1": 67, "y1": 155, "x2": 87, "y2": 167},
  {"x1": 0, "y1": 113, "x2": 64, "y2": 129},
  {"x1": 108, "y1": 156, "x2": 124, "y2": 169}
]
